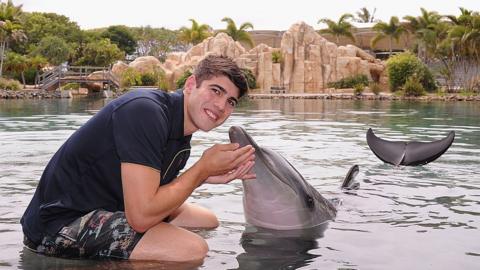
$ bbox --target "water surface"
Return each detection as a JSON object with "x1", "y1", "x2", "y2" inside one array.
[{"x1": 1, "y1": 97, "x2": 479, "y2": 269}]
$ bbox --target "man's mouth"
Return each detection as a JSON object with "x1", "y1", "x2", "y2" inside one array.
[{"x1": 204, "y1": 109, "x2": 218, "y2": 121}]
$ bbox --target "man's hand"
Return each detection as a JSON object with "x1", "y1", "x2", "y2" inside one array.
[
  {"x1": 205, "y1": 160, "x2": 256, "y2": 184},
  {"x1": 195, "y1": 143, "x2": 255, "y2": 182}
]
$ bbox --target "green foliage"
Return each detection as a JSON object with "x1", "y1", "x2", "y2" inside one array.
[
  {"x1": 369, "y1": 81, "x2": 382, "y2": 95},
  {"x1": 62, "y1": 82, "x2": 80, "y2": 90},
  {"x1": 33, "y1": 35, "x2": 73, "y2": 65},
  {"x1": 140, "y1": 72, "x2": 157, "y2": 86},
  {"x1": 271, "y1": 51, "x2": 283, "y2": 64},
  {"x1": 101, "y1": 25, "x2": 137, "y2": 55},
  {"x1": 241, "y1": 68, "x2": 257, "y2": 90},
  {"x1": 120, "y1": 68, "x2": 142, "y2": 89},
  {"x1": 386, "y1": 52, "x2": 437, "y2": 92},
  {"x1": 217, "y1": 17, "x2": 254, "y2": 48},
  {"x1": 402, "y1": 75, "x2": 426, "y2": 96},
  {"x1": 327, "y1": 74, "x2": 369, "y2": 89},
  {"x1": 354, "y1": 83, "x2": 365, "y2": 95},
  {"x1": 131, "y1": 26, "x2": 181, "y2": 61},
  {"x1": 0, "y1": 77, "x2": 22, "y2": 90},
  {"x1": 318, "y1": 13, "x2": 356, "y2": 43},
  {"x1": 176, "y1": 70, "x2": 192, "y2": 89},
  {"x1": 75, "y1": 38, "x2": 124, "y2": 66},
  {"x1": 179, "y1": 19, "x2": 211, "y2": 45}
]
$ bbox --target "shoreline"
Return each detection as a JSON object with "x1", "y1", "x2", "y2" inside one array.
[{"x1": 1, "y1": 89, "x2": 479, "y2": 102}]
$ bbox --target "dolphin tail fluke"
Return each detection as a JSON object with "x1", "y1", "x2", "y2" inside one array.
[{"x1": 341, "y1": 165, "x2": 360, "y2": 190}]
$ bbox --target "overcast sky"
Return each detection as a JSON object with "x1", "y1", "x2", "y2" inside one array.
[{"x1": 14, "y1": 0, "x2": 480, "y2": 30}]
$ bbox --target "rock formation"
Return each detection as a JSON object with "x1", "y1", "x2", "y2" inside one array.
[{"x1": 113, "y1": 22, "x2": 388, "y2": 92}]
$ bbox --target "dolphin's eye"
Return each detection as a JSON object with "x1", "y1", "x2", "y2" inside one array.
[{"x1": 306, "y1": 195, "x2": 315, "y2": 209}]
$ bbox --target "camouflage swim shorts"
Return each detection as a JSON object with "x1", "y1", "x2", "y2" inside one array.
[{"x1": 25, "y1": 210, "x2": 143, "y2": 259}]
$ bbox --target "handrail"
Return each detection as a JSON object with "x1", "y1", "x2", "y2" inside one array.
[{"x1": 39, "y1": 65, "x2": 120, "y2": 91}]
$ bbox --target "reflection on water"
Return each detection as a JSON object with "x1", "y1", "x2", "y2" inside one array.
[
  {"x1": 1, "y1": 97, "x2": 480, "y2": 269},
  {"x1": 234, "y1": 223, "x2": 328, "y2": 270}
]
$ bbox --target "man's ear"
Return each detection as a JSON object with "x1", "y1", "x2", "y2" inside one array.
[{"x1": 184, "y1": 75, "x2": 196, "y2": 94}]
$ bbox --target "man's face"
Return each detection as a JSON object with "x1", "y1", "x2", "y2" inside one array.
[{"x1": 184, "y1": 75, "x2": 240, "y2": 134}]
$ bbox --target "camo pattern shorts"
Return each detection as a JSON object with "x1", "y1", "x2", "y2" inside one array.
[{"x1": 27, "y1": 210, "x2": 143, "y2": 259}]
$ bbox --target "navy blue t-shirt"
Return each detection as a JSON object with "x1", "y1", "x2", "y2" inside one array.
[{"x1": 21, "y1": 89, "x2": 191, "y2": 244}]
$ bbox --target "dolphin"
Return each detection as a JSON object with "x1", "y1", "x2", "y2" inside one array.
[{"x1": 229, "y1": 126, "x2": 358, "y2": 230}]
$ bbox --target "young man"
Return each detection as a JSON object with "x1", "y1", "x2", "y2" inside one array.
[{"x1": 21, "y1": 55, "x2": 256, "y2": 262}]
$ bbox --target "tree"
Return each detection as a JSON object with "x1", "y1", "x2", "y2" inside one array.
[
  {"x1": 0, "y1": 0, "x2": 25, "y2": 76},
  {"x1": 355, "y1": 7, "x2": 377, "y2": 23},
  {"x1": 371, "y1": 16, "x2": 406, "y2": 54},
  {"x1": 178, "y1": 19, "x2": 212, "y2": 45},
  {"x1": 4, "y1": 51, "x2": 27, "y2": 84},
  {"x1": 33, "y1": 35, "x2": 73, "y2": 65},
  {"x1": 217, "y1": 17, "x2": 254, "y2": 48},
  {"x1": 101, "y1": 25, "x2": 137, "y2": 55},
  {"x1": 75, "y1": 38, "x2": 124, "y2": 66},
  {"x1": 318, "y1": 14, "x2": 356, "y2": 44},
  {"x1": 403, "y1": 8, "x2": 444, "y2": 62},
  {"x1": 132, "y1": 26, "x2": 181, "y2": 60}
]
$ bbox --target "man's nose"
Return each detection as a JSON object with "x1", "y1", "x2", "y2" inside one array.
[{"x1": 214, "y1": 97, "x2": 227, "y2": 112}]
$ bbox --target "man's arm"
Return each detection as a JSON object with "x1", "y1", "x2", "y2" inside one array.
[{"x1": 122, "y1": 143, "x2": 254, "y2": 233}]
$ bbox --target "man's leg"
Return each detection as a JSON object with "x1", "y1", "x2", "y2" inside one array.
[
  {"x1": 129, "y1": 222, "x2": 208, "y2": 262},
  {"x1": 129, "y1": 203, "x2": 217, "y2": 262},
  {"x1": 168, "y1": 202, "x2": 219, "y2": 228}
]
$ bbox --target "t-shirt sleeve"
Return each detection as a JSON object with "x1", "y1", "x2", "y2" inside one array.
[{"x1": 112, "y1": 97, "x2": 169, "y2": 171}]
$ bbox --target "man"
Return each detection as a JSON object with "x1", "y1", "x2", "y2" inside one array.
[{"x1": 21, "y1": 55, "x2": 256, "y2": 262}]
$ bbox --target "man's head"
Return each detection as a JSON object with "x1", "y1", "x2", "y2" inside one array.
[
  {"x1": 183, "y1": 55, "x2": 249, "y2": 135},
  {"x1": 193, "y1": 54, "x2": 249, "y2": 99}
]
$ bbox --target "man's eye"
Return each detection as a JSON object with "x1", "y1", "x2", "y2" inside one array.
[
  {"x1": 211, "y1": 88, "x2": 221, "y2": 95},
  {"x1": 228, "y1": 99, "x2": 236, "y2": 107}
]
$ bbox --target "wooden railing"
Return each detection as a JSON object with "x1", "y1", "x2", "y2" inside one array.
[{"x1": 38, "y1": 65, "x2": 120, "y2": 91}]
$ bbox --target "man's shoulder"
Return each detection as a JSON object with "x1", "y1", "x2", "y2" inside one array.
[{"x1": 113, "y1": 89, "x2": 182, "y2": 109}]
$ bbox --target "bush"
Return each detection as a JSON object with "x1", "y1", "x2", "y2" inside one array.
[
  {"x1": 354, "y1": 83, "x2": 364, "y2": 96},
  {"x1": 62, "y1": 83, "x2": 80, "y2": 90},
  {"x1": 272, "y1": 50, "x2": 283, "y2": 64},
  {"x1": 327, "y1": 74, "x2": 369, "y2": 89},
  {"x1": 402, "y1": 75, "x2": 425, "y2": 97},
  {"x1": 386, "y1": 52, "x2": 437, "y2": 92},
  {"x1": 0, "y1": 78, "x2": 22, "y2": 90},
  {"x1": 241, "y1": 68, "x2": 257, "y2": 90},
  {"x1": 176, "y1": 70, "x2": 192, "y2": 89},
  {"x1": 369, "y1": 81, "x2": 381, "y2": 95},
  {"x1": 140, "y1": 72, "x2": 158, "y2": 86},
  {"x1": 120, "y1": 68, "x2": 142, "y2": 89}
]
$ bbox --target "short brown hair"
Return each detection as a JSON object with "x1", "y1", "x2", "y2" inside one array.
[{"x1": 194, "y1": 55, "x2": 248, "y2": 98}]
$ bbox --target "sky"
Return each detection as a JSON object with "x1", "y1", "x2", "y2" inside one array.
[{"x1": 13, "y1": 0, "x2": 480, "y2": 30}]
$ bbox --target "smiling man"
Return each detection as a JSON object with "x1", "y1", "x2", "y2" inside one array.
[{"x1": 21, "y1": 55, "x2": 256, "y2": 263}]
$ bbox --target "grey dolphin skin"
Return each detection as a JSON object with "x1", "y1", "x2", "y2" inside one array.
[
  {"x1": 366, "y1": 128, "x2": 455, "y2": 166},
  {"x1": 229, "y1": 126, "x2": 358, "y2": 230}
]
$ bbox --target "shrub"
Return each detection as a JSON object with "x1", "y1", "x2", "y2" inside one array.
[
  {"x1": 402, "y1": 75, "x2": 425, "y2": 97},
  {"x1": 176, "y1": 70, "x2": 192, "y2": 89},
  {"x1": 386, "y1": 52, "x2": 437, "y2": 92},
  {"x1": 140, "y1": 72, "x2": 158, "y2": 86},
  {"x1": 62, "y1": 83, "x2": 80, "y2": 90},
  {"x1": 120, "y1": 68, "x2": 142, "y2": 89},
  {"x1": 327, "y1": 74, "x2": 369, "y2": 89},
  {"x1": 354, "y1": 83, "x2": 364, "y2": 96},
  {"x1": 0, "y1": 78, "x2": 22, "y2": 90},
  {"x1": 241, "y1": 68, "x2": 257, "y2": 90},
  {"x1": 369, "y1": 81, "x2": 381, "y2": 95},
  {"x1": 272, "y1": 51, "x2": 283, "y2": 64}
]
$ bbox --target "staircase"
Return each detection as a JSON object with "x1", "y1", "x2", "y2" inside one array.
[{"x1": 38, "y1": 65, "x2": 120, "y2": 91}]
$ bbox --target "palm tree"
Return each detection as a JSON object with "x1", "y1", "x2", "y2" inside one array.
[
  {"x1": 355, "y1": 7, "x2": 377, "y2": 23},
  {"x1": 318, "y1": 13, "x2": 356, "y2": 44},
  {"x1": 217, "y1": 17, "x2": 254, "y2": 48},
  {"x1": 0, "y1": 0, "x2": 25, "y2": 76},
  {"x1": 178, "y1": 19, "x2": 212, "y2": 46},
  {"x1": 403, "y1": 8, "x2": 444, "y2": 62},
  {"x1": 371, "y1": 16, "x2": 406, "y2": 54}
]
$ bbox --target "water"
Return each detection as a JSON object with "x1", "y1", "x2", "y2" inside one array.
[{"x1": 0, "y1": 97, "x2": 479, "y2": 269}]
